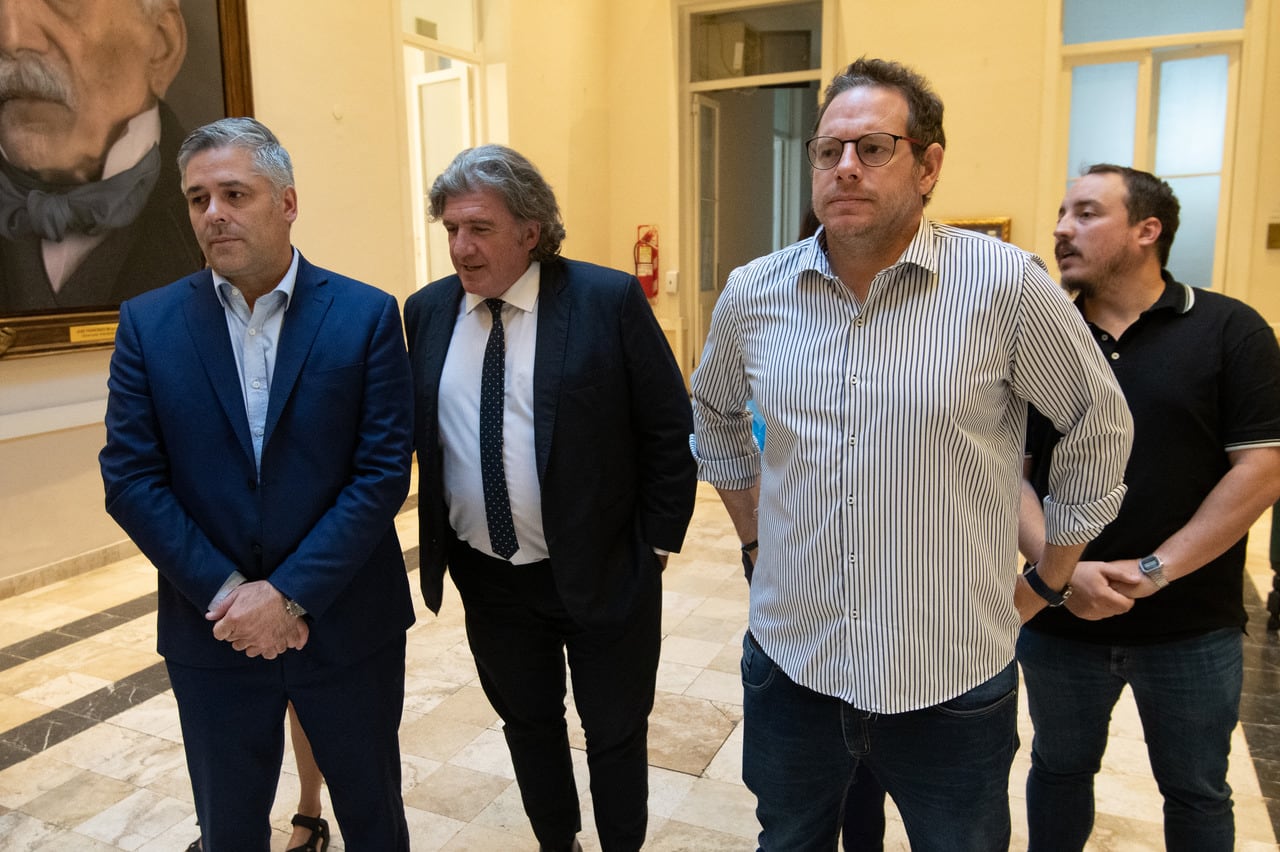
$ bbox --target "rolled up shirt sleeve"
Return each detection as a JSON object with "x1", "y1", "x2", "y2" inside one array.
[
  {"x1": 690, "y1": 272, "x2": 762, "y2": 491},
  {"x1": 1011, "y1": 258, "x2": 1133, "y2": 545}
]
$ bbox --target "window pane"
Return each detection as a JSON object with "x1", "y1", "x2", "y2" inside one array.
[
  {"x1": 1163, "y1": 175, "x2": 1219, "y2": 288},
  {"x1": 691, "y1": 1, "x2": 821, "y2": 82},
  {"x1": 1155, "y1": 55, "x2": 1227, "y2": 176},
  {"x1": 1067, "y1": 63, "x2": 1137, "y2": 178},
  {"x1": 1063, "y1": 0, "x2": 1243, "y2": 45}
]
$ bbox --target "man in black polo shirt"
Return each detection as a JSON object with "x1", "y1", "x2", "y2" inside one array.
[{"x1": 1017, "y1": 164, "x2": 1280, "y2": 852}]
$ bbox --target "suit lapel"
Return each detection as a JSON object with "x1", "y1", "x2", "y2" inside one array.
[
  {"x1": 183, "y1": 270, "x2": 255, "y2": 465},
  {"x1": 533, "y1": 260, "x2": 570, "y2": 480},
  {"x1": 265, "y1": 255, "x2": 330, "y2": 448},
  {"x1": 421, "y1": 281, "x2": 463, "y2": 428}
]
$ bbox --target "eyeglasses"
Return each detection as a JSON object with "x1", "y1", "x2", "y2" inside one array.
[{"x1": 805, "y1": 133, "x2": 923, "y2": 170}]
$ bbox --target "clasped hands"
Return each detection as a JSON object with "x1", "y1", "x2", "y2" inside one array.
[
  {"x1": 1060, "y1": 558, "x2": 1157, "y2": 620},
  {"x1": 207, "y1": 580, "x2": 309, "y2": 659}
]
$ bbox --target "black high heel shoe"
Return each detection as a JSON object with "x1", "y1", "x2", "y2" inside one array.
[{"x1": 287, "y1": 813, "x2": 330, "y2": 852}]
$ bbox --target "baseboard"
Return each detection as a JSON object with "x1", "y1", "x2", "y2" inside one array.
[{"x1": 0, "y1": 539, "x2": 142, "y2": 601}]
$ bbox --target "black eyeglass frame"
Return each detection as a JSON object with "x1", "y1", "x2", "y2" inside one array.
[{"x1": 804, "y1": 133, "x2": 926, "y2": 170}]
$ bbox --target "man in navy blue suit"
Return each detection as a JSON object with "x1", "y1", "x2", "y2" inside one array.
[
  {"x1": 100, "y1": 117, "x2": 414, "y2": 851},
  {"x1": 404, "y1": 145, "x2": 696, "y2": 852}
]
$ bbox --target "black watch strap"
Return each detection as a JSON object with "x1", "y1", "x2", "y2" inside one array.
[{"x1": 1023, "y1": 561, "x2": 1072, "y2": 607}]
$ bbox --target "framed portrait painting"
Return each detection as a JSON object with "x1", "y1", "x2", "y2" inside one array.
[{"x1": 0, "y1": 0, "x2": 253, "y2": 359}]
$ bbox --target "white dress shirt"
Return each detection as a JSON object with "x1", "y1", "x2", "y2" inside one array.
[
  {"x1": 208, "y1": 248, "x2": 301, "y2": 609},
  {"x1": 439, "y1": 261, "x2": 548, "y2": 563}
]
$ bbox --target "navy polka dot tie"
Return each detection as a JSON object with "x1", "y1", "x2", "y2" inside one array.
[{"x1": 480, "y1": 298, "x2": 519, "y2": 559}]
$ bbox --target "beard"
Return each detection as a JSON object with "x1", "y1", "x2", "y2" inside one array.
[{"x1": 1058, "y1": 247, "x2": 1135, "y2": 300}]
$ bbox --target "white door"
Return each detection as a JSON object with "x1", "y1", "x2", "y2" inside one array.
[{"x1": 407, "y1": 65, "x2": 472, "y2": 287}]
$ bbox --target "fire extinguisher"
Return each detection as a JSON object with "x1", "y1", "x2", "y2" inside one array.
[{"x1": 634, "y1": 225, "x2": 659, "y2": 299}]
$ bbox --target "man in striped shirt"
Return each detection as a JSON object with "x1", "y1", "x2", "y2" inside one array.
[{"x1": 690, "y1": 58, "x2": 1133, "y2": 850}]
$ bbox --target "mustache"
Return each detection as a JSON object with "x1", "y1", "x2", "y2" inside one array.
[{"x1": 0, "y1": 54, "x2": 72, "y2": 104}]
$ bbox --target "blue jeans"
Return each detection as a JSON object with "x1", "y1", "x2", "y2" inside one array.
[
  {"x1": 741, "y1": 632, "x2": 1019, "y2": 851},
  {"x1": 1017, "y1": 626, "x2": 1242, "y2": 852}
]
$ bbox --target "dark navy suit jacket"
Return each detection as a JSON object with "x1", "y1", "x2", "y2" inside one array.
[
  {"x1": 404, "y1": 257, "x2": 696, "y2": 628},
  {"x1": 100, "y1": 253, "x2": 415, "y2": 668}
]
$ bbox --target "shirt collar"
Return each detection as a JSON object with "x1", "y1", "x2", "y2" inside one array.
[
  {"x1": 1148, "y1": 269, "x2": 1195, "y2": 315},
  {"x1": 213, "y1": 247, "x2": 300, "y2": 310},
  {"x1": 464, "y1": 260, "x2": 541, "y2": 314},
  {"x1": 101, "y1": 106, "x2": 162, "y2": 181},
  {"x1": 894, "y1": 216, "x2": 940, "y2": 276},
  {"x1": 1072, "y1": 268, "x2": 1194, "y2": 318},
  {"x1": 810, "y1": 216, "x2": 937, "y2": 282}
]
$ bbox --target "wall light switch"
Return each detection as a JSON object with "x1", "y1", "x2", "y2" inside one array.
[
  {"x1": 666, "y1": 270, "x2": 679, "y2": 295},
  {"x1": 1268, "y1": 222, "x2": 1280, "y2": 250}
]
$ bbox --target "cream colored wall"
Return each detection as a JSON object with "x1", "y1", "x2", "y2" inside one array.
[
  {"x1": 829, "y1": 1, "x2": 1052, "y2": 251},
  {"x1": 505, "y1": 0, "x2": 613, "y2": 266},
  {"x1": 1244, "y1": 0, "x2": 1280, "y2": 325},
  {"x1": 247, "y1": 0, "x2": 415, "y2": 304}
]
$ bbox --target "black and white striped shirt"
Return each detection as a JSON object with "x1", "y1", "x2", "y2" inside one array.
[{"x1": 691, "y1": 219, "x2": 1133, "y2": 713}]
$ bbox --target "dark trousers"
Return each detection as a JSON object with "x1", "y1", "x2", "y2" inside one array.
[
  {"x1": 449, "y1": 541, "x2": 662, "y2": 852},
  {"x1": 842, "y1": 764, "x2": 887, "y2": 851},
  {"x1": 167, "y1": 635, "x2": 409, "y2": 852}
]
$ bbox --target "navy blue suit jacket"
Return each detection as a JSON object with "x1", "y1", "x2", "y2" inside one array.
[
  {"x1": 100, "y1": 253, "x2": 415, "y2": 668},
  {"x1": 404, "y1": 257, "x2": 696, "y2": 628}
]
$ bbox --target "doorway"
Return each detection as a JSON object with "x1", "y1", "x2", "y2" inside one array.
[{"x1": 681, "y1": 1, "x2": 824, "y2": 372}]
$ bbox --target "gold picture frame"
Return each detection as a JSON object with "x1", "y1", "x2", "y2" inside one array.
[{"x1": 939, "y1": 217, "x2": 1012, "y2": 242}]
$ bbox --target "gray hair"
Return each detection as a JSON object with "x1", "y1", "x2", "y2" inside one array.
[
  {"x1": 177, "y1": 117, "x2": 294, "y2": 196},
  {"x1": 428, "y1": 145, "x2": 565, "y2": 262}
]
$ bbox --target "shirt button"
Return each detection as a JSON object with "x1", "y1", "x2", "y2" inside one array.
[
  {"x1": 848, "y1": 435, "x2": 856, "y2": 445},
  {"x1": 248, "y1": 327, "x2": 258, "y2": 336},
  {"x1": 848, "y1": 553, "x2": 856, "y2": 563},
  {"x1": 251, "y1": 380, "x2": 261, "y2": 389},
  {"x1": 1110, "y1": 352, "x2": 1120, "y2": 361},
  {"x1": 1100, "y1": 334, "x2": 1110, "y2": 340},
  {"x1": 847, "y1": 495, "x2": 854, "y2": 505},
  {"x1": 255, "y1": 428, "x2": 264, "y2": 437},
  {"x1": 855, "y1": 317, "x2": 865, "y2": 327},
  {"x1": 850, "y1": 375, "x2": 858, "y2": 385},
  {"x1": 851, "y1": 609, "x2": 859, "y2": 619}
]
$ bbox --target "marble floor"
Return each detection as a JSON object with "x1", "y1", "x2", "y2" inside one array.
[{"x1": 0, "y1": 483, "x2": 1278, "y2": 850}]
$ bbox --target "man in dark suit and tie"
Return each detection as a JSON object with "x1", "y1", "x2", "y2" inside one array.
[
  {"x1": 404, "y1": 144, "x2": 697, "y2": 852},
  {"x1": 99, "y1": 117, "x2": 414, "y2": 851}
]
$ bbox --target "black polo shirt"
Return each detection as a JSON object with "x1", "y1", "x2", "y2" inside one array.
[{"x1": 1026, "y1": 272, "x2": 1280, "y2": 643}]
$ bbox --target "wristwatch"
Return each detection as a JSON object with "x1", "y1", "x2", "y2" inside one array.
[
  {"x1": 1023, "y1": 562, "x2": 1073, "y2": 607},
  {"x1": 283, "y1": 597, "x2": 307, "y2": 618},
  {"x1": 1138, "y1": 554, "x2": 1169, "y2": 589}
]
